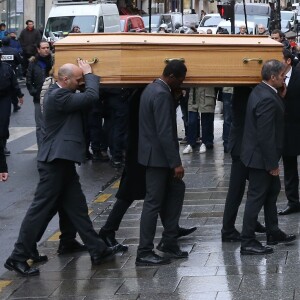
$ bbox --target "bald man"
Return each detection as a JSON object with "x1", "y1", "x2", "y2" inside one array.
[{"x1": 5, "y1": 60, "x2": 120, "y2": 276}]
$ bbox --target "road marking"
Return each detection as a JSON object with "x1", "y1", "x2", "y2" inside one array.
[
  {"x1": 112, "y1": 180, "x2": 120, "y2": 188},
  {"x1": 7, "y1": 127, "x2": 35, "y2": 143},
  {"x1": 94, "y1": 193, "x2": 112, "y2": 203},
  {"x1": 0, "y1": 280, "x2": 12, "y2": 292}
]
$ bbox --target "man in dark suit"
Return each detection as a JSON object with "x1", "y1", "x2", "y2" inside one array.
[
  {"x1": 221, "y1": 87, "x2": 266, "y2": 242},
  {"x1": 240, "y1": 59, "x2": 296, "y2": 255},
  {"x1": 4, "y1": 60, "x2": 120, "y2": 276},
  {"x1": 99, "y1": 89, "x2": 196, "y2": 250},
  {"x1": 136, "y1": 60, "x2": 188, "y2": 266},
  {"x1": 278, "y1": 49, "x2": 300, "y2": 215}
]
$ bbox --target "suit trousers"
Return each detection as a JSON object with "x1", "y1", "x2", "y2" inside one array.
[
  {"x1": 282, "y1": 155, "x2": 300, "y2": 207},
  {"x1": 137, "y1": 167, "x2": 185, "y2": 255},
  {"x1": 222, "y1": 155, "x2": 247, "y2": 234},
  {"x1": 241, "y1": 168, "x2": 280, "y2": 247},
  {"x1": 10, "y1": 159, "x2": 107, "y2": 262}
]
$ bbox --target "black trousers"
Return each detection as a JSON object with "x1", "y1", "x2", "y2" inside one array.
[
  {"x1": 222, "y1": 155, "x2": 247, "y2": 234},
  {"x1": 10, "y1": 159, "x2": 107, "y2": 262},
  {"x1": 282, "y1": 155, "x2": 300, "y2": 207},
  {"x1": 241, "y1": 168, "x2": 280, "y2": 247},
  {"x1": 137, "y1": 167, "x2": 185, "y2": 255}
]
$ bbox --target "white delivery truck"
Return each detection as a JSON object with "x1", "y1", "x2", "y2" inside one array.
[{"x1": 44, "y1": 0, "x2": 120, "y2": 41}]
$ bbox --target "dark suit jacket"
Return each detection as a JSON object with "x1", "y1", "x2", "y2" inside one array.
[
  {"x1": 228, "y1": 86, "x2": 252, "y2": 156},
  {"x1": 138, "y1": 79, "x2": 181, "y2": 169},
  {"x1": 240, "y1": 82, "x2": 284, "y2": 171},
  {"x1": 37, "y1": 74, "x2": 100, "y2": 164},
  {"x1": 283, "y1": 67, "x2": 300, "y2": 156}
]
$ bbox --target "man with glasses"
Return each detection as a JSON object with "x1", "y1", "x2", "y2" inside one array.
[{"x1": 257, "y1": 24, "x2": 269, "y2": 35}]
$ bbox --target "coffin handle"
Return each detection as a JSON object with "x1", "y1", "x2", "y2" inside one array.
[
  {"x1": 77, "y1": 57, "x2": 99, "y2": 64},
  {"x1": 165, "y1": 58, "x2": 185, "y2": 63},
  {"x1": 243, "y1": 58, "x2": 263, "y2": 64}
]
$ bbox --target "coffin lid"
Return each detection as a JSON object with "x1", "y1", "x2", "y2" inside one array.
[{"x1": 53, "y1": 33, "x2": 283, "y2": 86}]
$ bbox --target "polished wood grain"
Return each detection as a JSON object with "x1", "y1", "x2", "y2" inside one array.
[{"x1": 54, "y1": 33, "x2": 283, "y2": 86}]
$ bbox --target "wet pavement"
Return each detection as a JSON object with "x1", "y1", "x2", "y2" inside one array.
[{"x1": 1, "y1": 113, "x2": 300, "y2": 300}]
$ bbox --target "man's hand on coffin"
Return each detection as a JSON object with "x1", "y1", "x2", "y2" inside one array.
[{"x1": 77, "y1": 58, "x2": 92, "y2": 75}]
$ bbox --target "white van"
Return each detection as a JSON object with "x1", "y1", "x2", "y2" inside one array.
[
  {"x1": 44, "y1": 0, "x2": 120, "y2": 41},
  {"x1": 216, "y1": 20, "x2": 257, "y2": 35}
]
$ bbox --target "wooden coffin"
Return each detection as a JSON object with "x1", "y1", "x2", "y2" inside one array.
[{"x1": 53, "y1": 33, "x2": 283, "y2": 86}]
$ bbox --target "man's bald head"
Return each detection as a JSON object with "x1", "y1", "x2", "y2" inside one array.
[
  {"x1": 58, "y1": 64, "x2": 78, "y2": 79},
  {"x1": 57, "y1": 63, "x2": 84, "y2": 91}
]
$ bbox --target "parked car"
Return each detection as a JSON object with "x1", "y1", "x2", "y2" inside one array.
[
  {"x1": 142, "y1": 14, "x2": 173, "y2": 32},
  {"x1": 197, "y1": 13, "x2": 222, "y2": 34},
  {"x1": 120, "y1": 15, "x2": 145, "y2": 32}
]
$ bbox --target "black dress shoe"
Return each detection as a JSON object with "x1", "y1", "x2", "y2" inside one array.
[
  {"x1": 255, "y1": 222, "x2": 266, "y2": 233},
  {"x1": 91, "y1": 245, "x2": 120, "y2": 265},
  {"x1": 99, "y1": 234, "x2": 128, "y2": 252},
  {"x1": 30, "y1": 254, "x2": 48, "y2": 263},
  {"x1": 136, "y1": 251, "x2": 171, "y2": 266},
  {"x1": 4, "y1": 258, "x2": 39, "y2": 276},
  {"x1": 240, "y1": 245, "x2": 273, "y2": 255},
  {"x1": 156, "y1": 242, "x2": 188, "y2": 258},
  {"x1": 278, "y1": 205, "x2": 300, "y2": 215},
  {"x1": 267, "y1": 230, "x2": 296, "y2": 245},
  {"x1": 57, "y1": 239, "x2": 87, "y2": 255},
  {"x1": 176, "y1": 226, "x2": 197, "y2": 238},
  {"x1": 222, "y1": 230, "x2": 241, "y2": 242}
]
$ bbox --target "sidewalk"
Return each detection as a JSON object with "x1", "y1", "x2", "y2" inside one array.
[{"x1": 0, "y1": 113, "x2": 300, "y2": 300}]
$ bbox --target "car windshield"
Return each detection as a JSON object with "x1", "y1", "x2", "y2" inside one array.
[
  {"x1": 200, "y1": 15, "x2": 221, "y2": 27},
  {"x1": 142, "y1": 15, "x2": 161, "y2": 28},
  {"x1": 235, "y1": 14, "x2": 269, "y2": 28},
  {"x1": 281, "y1": 11, "x2": 294, "y2": 21},
  {"x1": 44, "y1": 16, "x2": 97, "y2": 37}
]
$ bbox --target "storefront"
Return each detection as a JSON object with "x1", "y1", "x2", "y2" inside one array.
[{"x1": 0, "y1": 0, "x2": 24, "y2": 32}]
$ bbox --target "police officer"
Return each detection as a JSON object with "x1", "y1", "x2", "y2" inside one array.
[
  {"x1": 0, "y1": 48, "x2": 24, "y2": 156},
  {"x1": 1, "y1": 36, "x2": 23, "y2": 112}
]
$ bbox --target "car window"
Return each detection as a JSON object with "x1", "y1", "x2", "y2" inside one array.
[{"x1": 199, "y1": 15, "x2": 221, "y2": 27}]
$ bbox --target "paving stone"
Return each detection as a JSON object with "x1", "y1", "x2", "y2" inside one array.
[
  {"x1": 240, "y1": 273, "x2": 300, "y2": 291},
  {"x1": 117, "y1": 277, "x2": 181, "y2": 294},
  {"x1": 216, "y1": 290, "x2": 294, "y2": 300},
  {"x1": 9, "y1": 279, "x2": 62, "y2": 298},
  {"x1": 93, "y1": 268, "x2": 157, "y2": 279},
  {"x1": 206, "y1": 251, "x2": 288, "y2": 267},
  {"x1": 216, "y1": 264, "x2": 278, "y2": 276},
  {"x1": 85, "y1": 296, "x2": 138, "y2": 300},
  {"x1": 63, "y1": 255, "x2": 130, "y2": 271},
  {"x1": 154, "y1": 266, "x2": 218, "y2": 278},
  {"x1": 138, "y1": 292, "x2": 217, "y2": 300},
  {"x1": 51, "y1": 279, "x2": 125, "y2": 297},
  {"x1": 175, "y1": 275, "x2": 242, "y2": 293}
]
